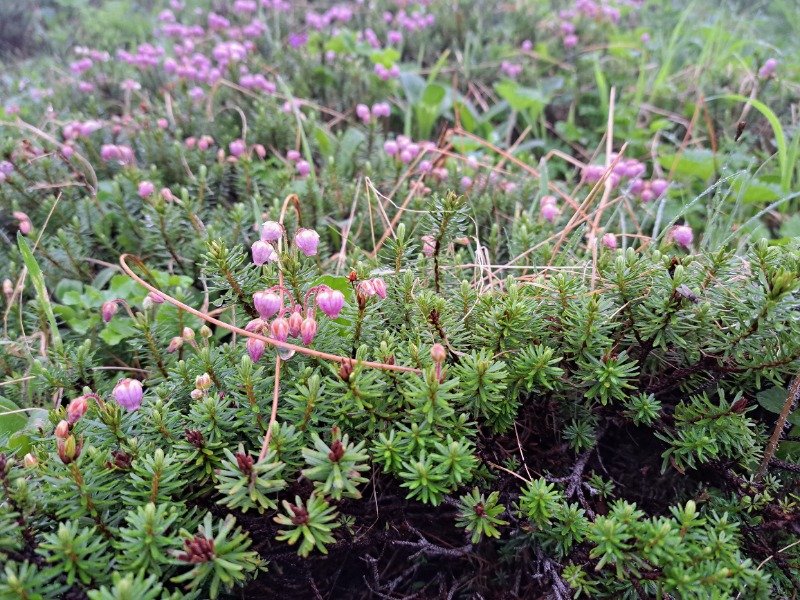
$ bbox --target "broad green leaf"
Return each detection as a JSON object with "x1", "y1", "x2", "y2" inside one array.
[
  {"x1": 100, "y1": 318, "x2": 137, "y2": 346},
  {"x1": 0, "y1": 397, "x2": 28, "y2": 450},
  {"x1": 756, "y1": 387, "x2": 800, "y2": 426},
  {"x1": 658, "y1": 149, "x2": 716, "y2": 180}
]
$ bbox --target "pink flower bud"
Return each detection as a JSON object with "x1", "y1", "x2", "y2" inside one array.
[
  {"x1": 246, "y1": 336, "x2": 266, "y2": 363},
  {"x1": 541, "y1": 203, "x2": 559, "y2": 223},
  {"x1": 252, "y1": 240, "x2": 278, "y2": 265},
  {"x1": 758, "y1": 58, "x2": 778, "y2": 79},
  {"x1": 167, "y1": 336, "x2": 183, "y2": 353},
  {"x1": 601, "y1": 233, "x2": 617, "y2": 249},
  {"x1": 672, "y1": 225, "x2": 693, "y2": 248},
  {"x1": 254, "y1": 144, "x2": 266, "y2": 159},
  {"x1": 640, "y1": 189, "x2": 655, "y2": 203},
  {"x1": 270, "y1": 316, "x2": 290, "y2": 342},
  {"x1": 300, "y1": 316, "x2": 317, "y2": 345},
  {"x1": 101, "y1": 301, "x2": 119, "y2": 323},
  {"x1": 148, "y1": 292, "x2": 164, "y2": 304},
  {"x1": 356, "y1": 103, "x2": 370, "y2": 123},
  {"x1": 287, "y1": 149, "x2": 301, "y2": 161},
  {"x1": 650, "y1": 178, "x2": 668, "y2": 196},
  {"x1": 358, "y1": 280, "x2": 377, "y2": 297},
  {"x1": 563, "y1": 34, "x2": 578, "y2": 48},
  {"x1": 431, "y1": 343, "x2": 446, "y2": 363},
  {"x1": 157, "y1": 118, "x2": 169, "y2": 129},
  {"x1": 190, "y1": 389, "x2": 204, "y2": 400},
  {"x1": 288, "y1": 309, "x2": 303, "y2": 338},
  {"x1": 260, "y1": 220, "x2": 284, "y2": 242},
  {"x1": 138, "y1": 181, "x2": 155, "y2": 197},
  {"x1": 114, "y1": 378, "x2": 143, "y2": 411},
  {"x1": 253, "y1": 290, "x2": 282, "y2": 319},
  {"x1": 195, "y1": 373, "x2": 212, "y2": 390},
  {"x1": 229, "y1": 139, "x2": 246, "y2": 158},
  {"x1": 66, "y1": 395, "x2": 89, "y2": 425},
  {"x1": 296, "y1": 160, "x2": 311, "y2": 177},
  {"x1": 317, "y1": 288, "x2": 345, "y2": 319},
  {"x1": 421, "y1": 235, "x2": 435, "y2": 257},
  {"x1": 24, "y1": 453, "x2": 37, "y2": 468},
  {"x1": 295, "y1": 228, "x2": 320, "y2": 256},
  {"x1": 384, "y1": 140, "x2": 399, "y2": 156},
  {"x1": 245, "y1": 318, "x2": 267, "y2": 333},
  {"x1": 55, "y1": 420, "x2": 70, "y2": 439},
  {"x1": 182, "y1": 327, "x2": 195, "y2": 341},
  {"x1": 372, "y1": 278, "x2": 387, "y2": 299},
  {"x1": 14, "y1": 212, "x2": 31, "y2": 235},
  {"x1": 460, "y1": 176, "x2": 472, "y2": 190}
]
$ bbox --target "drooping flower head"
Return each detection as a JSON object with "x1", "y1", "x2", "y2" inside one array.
[
  {"x1": 246, "y1": 336, "x2": 266, "y2": 363},
  {"x1": 317, "y1": 288, "x2": 345, "y2": 319},
  {"x1": 672, "y1": 225, "x2": 693, "y2": 248},
  {"x1": 101, "y1": 300, "x2": 119, "y2": 323},
  {"x1": 260, "y1": 220, "x2": 284, "y2": 242},
  {"x1": 252, "y1": 240, "x2": 278, "y2": 265},
  {"x1": 295, "y1": 228, "x2": 320, "y2": 256},
  {"x1": 300, "y1": 316, "x2": 317, "y2": 345},
  {"x1": 114, "y1": 378, "x2": 143, "y2": 411},
  {"x1": 253, "y1": 290, "x2": 282, "y2": 319},
  {"x1": 270, "y1": 316, "x2": 290, "y2": 342}
]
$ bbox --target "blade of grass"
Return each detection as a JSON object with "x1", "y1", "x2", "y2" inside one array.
[
  {"x1": 17, "y1": 233, "x2": 63, "y2": 354},
  {"x1": 714, "y1": 94, "x2": 789, "y2": 191}
]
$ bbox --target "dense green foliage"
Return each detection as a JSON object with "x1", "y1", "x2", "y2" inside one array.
[{"x1": 1, "y1": 0, "x2": 799, "y2": 598}]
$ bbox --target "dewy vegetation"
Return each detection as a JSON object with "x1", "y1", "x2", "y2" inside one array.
[{"x1": 1, "y1": 0, "x2": 799, "y2": 598}]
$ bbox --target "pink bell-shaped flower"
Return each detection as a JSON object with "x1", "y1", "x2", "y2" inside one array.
[{"x1": 114, "y1": 378, "x2": 143, "y2": 411}]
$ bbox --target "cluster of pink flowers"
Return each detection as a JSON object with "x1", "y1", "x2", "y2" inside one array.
[
  {"x1": 374, "y1": 62, "x2": 401, "y2": 81},
  {"x1": 384, "y1": 9, "x2": 436, "y2": 32},
  {"x1": 212, "y1": 40, "x2": 249, "y2": 66},
  {"x1": 305, "y1": 5, "x2": 353, "y2": 30},
  {"x1": 283, "y1": 149, "x2": 311, "y2": 177},
  {"x1": 118, "y1": 43, "x2": 164, "y2": 69},
  {"x1": 69, "y1": 57, "x2": 94, "y2": 75},
  {"x1": 385, "y1": 135, "x2": 435, "y2": 165},
  {"x1": 101, "y1": 144, "x2": 135, "y2": 165},
  {"x1": 572, "y1": 0, "x2": 621, "y2": 22},
  {"x1": 501, "y1": 61, "x2": 523, "y2": 79},
  {"x1": 362, "y1": 28, "x2": 382, "y2": 49},
  {"x1": 356, "y1": 102, "x2": 391, "y2": 124},
  {"x1": 239, "y1": 70, "x2": 276, "y2": 93},
  {"x1": 262, "y1": 0, "x2": 291, "y2": 11},
  {"x1": 185, "y1": 135, "x2": 215, "y2": 151},
  {"x1": 233, "y1": 0, "x2": 258, "y2": 15},
  {"x1": 245, "y1": 282, "x2": 351, "y2": 360},
  {"x1": 252, "y1": 222, "x2": 320, "y2": 266},
  {"x1": 62, "y1": 120, "x2": 102, "y2": 140},
  {"x1": 583, "y1": 155, "x2": 668, "y2": 202}
]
